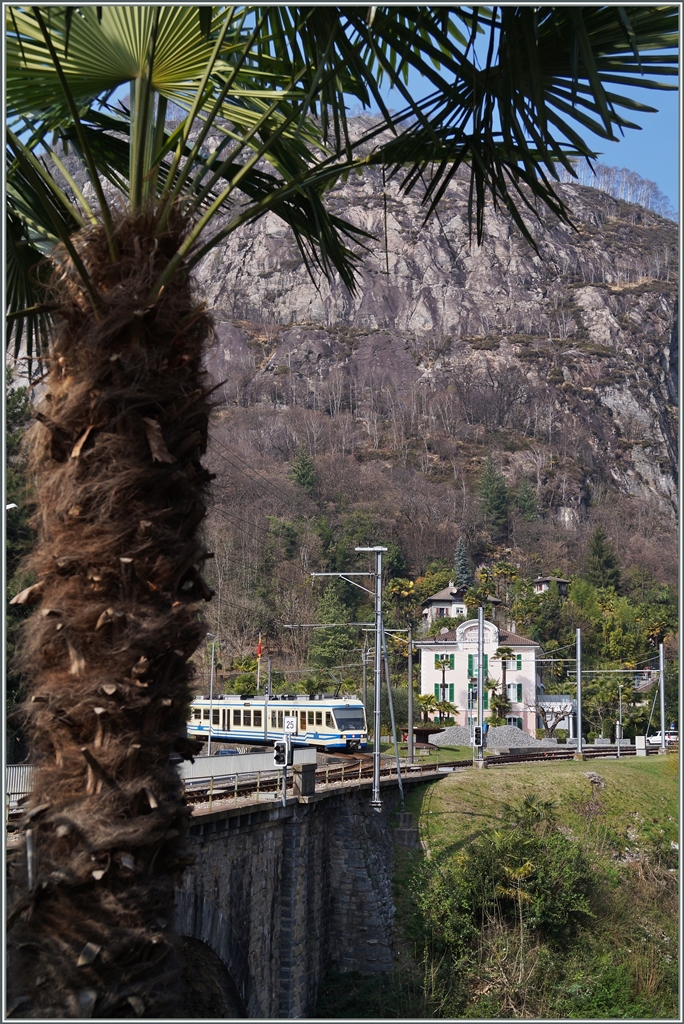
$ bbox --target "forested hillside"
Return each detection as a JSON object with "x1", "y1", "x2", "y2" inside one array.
[{"x1": 192, "y1": 160, "x2": 677, "y2": 681}]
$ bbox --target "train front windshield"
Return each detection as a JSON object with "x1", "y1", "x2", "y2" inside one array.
[{"x1": 333, "y1": 707, "x2": 366, "y2": 731}]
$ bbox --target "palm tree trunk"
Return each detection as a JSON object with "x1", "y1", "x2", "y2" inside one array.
[{"x1": 8, "y1": 210, "x2": 212, "y2": 1018}]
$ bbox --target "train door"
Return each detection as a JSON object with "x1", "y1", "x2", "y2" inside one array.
[
  {"x1": 300, "y1": 711, "x2": 307, "y2": 732},
  {"x1": 222, "y1": 708, "x2": 229, "y2": 731}
]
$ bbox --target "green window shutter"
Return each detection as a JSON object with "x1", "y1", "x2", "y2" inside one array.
[
  {"x1": 517, "y1": 683, "x2": 523, "y2": 703},
  {"x1": 468, "y1": 654, "x2": 473, "y2": 677},
  {"x1": 484, "y1": 690, "x2": 488, "y2": 710},
  {"x1": 484, "y1": 654, "x2": 488, "y2": 676},
  {"x1": 449, "y1": 683, "x2": 454, "y2": 702},
  {"x1": 434, "y1": 654, "x2": 440, "y2": 669},
  {"x1": 449, "y1": 654, "x2": 455, "y2": 670},
  {"x1": 516, "y1": 654, "x2": 522, "y2": 671},
  {"x1": 517, "y1": 717, "x2": 523, "y2": 730},
  {"x1": 434, "y1": 684, "x2": 440, "y2": 699}
]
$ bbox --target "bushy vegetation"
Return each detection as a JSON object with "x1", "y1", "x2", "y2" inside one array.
[{"x1": 314, "y1": 758, "x2": 679, "y2": 1018}]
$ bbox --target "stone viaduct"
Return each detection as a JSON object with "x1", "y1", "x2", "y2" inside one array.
[{"x1": 174, "y1": 772, "x2": 432, "y2": 1018}]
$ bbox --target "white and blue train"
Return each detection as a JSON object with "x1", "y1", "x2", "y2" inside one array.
[{"x1": 187, "y1": 693, "x2": 368, "y2": 752}]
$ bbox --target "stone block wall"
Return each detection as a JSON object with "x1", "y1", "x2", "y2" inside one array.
[{"x1": 175, "y1": 784, "x2": 402, "y2": 1018}]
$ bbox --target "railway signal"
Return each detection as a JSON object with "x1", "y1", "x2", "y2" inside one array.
[
  {"x1": 474, "y1": 726, "x2": 483, "y2": 748},
  {"x1": 274, "y1": 741, "x2": 287, "y2": 766}
]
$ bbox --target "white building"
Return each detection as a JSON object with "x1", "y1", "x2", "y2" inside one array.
[
  {"x1": 417, "y1": 618, "x2": 542, "y2": 736},
  {"x1": 421, "y1": 582, "x2": 501, "y2": 627}
]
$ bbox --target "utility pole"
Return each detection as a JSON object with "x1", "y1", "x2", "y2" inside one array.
[
  {"x1": 356, "y1": 545, "x2": 387, "y2": 809},
  {"x1": 617, "y1": 682, "x2": 623, "y2": 759},
  {"x1": 575, "y1": 628, "x2": 584, "y2": 760},
  {"x1": 381, "y1": 620, "x2": 404, "y2": 810},
  {"x1": 206, "y1": 632, "x2": 216, "y2": 756},
  {"x1": 407, "y1": 626, "x2": 414, "y2": 764},
  {"x1": 659, "y1": 642, "x2": 666, "y2": 754}
]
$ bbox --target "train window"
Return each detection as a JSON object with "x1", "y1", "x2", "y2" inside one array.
[
  {"x1": 271, "y1": 711, "x2": 277, "y2": 728},
  {"x1": 333, "y1": 707, "x2": 366, "y2": 730},
  {"x1": 300, "y1": 712, "x2": 307, "y2": 731},
  {"x1": 254, "y1": 710, "x2": 262, "y2": 727},
  {"x1": 203, "y1": 709, "x2": 210, "y2": 720},
  {"x1": 234, "y1": 709, "x2": 241, "y2": 726},
  {"x1": 277, "y1": 711, "x2": 284, "y2": 729},
  {"x1": 212, "y1": 709, "x2": 219, "y2": 725},
  {"x1": 244, "y1": 710, "x2": 251, "y2": 727},
  {"x1": 325, "y1": 712, "x2": 333, "y2": 727},
  {"x1": 308, "y1": 711, "x2": 314, "y2": 725},
  {"x1": 315, "y1": 711, "x2": 322, "y2": 726},
  {"x1": 193, "y1": 709, "x2": 201, "y2": 720}
]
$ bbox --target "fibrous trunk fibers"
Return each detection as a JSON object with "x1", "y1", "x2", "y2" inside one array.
[{"x1": 7, "y1": 210, "x2": 215, "y2": 1018}]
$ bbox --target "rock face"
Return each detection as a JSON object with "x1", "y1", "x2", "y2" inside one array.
[
  {"x1": 197, "y1": 167, "x2": 677, "y2": 517},
  {"x1": 58, "y1": 132, "x2": 677, "y2": 518}
]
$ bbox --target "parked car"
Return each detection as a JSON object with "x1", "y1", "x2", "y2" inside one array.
[{"x1": 647, "y1": 731, "x2": 678, "y2": 746}]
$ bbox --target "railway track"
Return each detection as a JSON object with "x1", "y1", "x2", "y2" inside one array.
[
  {"x1": 5, "y1": 745, "x2": 653, "y2": 825},
  {"x1": 181, "y1": 744, "x2": 646, "y2": 810}
]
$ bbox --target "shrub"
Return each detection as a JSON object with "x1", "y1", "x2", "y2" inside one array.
[
  {"x1": 587, "y1": 731, "x2": 598, "y2": 742},
  {"x1": 414, "y1": 794, "x2": 593, "y2": 952}
]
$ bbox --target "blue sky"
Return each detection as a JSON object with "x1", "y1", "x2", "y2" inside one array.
[{"x1": 376, "y1": 75, "x2": 679, "y2": 214}]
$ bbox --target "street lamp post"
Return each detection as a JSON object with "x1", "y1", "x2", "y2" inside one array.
[{"x1": 206, "y1": 632, "x2": 216, "y2": 756}]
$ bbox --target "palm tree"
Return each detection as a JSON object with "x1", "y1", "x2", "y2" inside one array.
[
  {"x1": 435, "y1": 699, "x2": 458, "y2": 725},
  {"x1": 6, "y1": 6, "x2": 677, "y2": 1017},
  {"x1": 417, "y1": 692, "x2": 438, "y2": 724}
]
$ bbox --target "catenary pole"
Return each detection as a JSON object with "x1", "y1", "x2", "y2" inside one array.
[
  {"x1": 476, "y1": 606, "x2": 484, "y2": 761},
  {"x1": 659, "y1": 642, "x2": 666, "y2": 753},
  {"x1": 407, "y1": 626, "x2": 414, "y2": 764},
  {"x1": 356, "y1": 546, "x2": 387, "y2": 808},
  {"x1": 576, "y1": 628, "x2": 583, "y2": 756}
]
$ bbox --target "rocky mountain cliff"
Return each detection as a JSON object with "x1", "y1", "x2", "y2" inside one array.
[{"x1": 198, "y1": 165, "x2": 677, "y2": 521}]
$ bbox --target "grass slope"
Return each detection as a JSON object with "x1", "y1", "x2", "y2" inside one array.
[{"x1": 314, "y1": 754, "x2": 678, "y2": 1019}]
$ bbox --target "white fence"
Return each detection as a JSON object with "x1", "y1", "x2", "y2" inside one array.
[
  {"x1": 7, "y1": 764, "x2": 35, "y2": 802},
  {"x1": 178, "y1": 748, "x2": 316, "y2": 785}
]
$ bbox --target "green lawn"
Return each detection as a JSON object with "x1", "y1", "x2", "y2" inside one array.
[{"x1": 402, "y1": 753, "x2": 679, "y2": 862}]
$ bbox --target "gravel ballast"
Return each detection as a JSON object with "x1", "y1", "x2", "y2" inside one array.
[{"x1": 430, "y1": 725, "x2": 559, "y2": 748}]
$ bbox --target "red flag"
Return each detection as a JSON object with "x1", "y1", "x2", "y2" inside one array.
[{"x1": 256, "y1": 638, "x2": 262, "y2": 659}]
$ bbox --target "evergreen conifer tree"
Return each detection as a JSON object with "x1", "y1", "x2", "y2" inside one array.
[
  {"x1": 308, "y1": 584, "x2": 354, "y2": 668},
  {"x1": 584, "y1": 526, "x2": 621, "y2": 591},
  {"x1": 514, "y1": 476, "x2": 539, "y2": 522},
  {"x1": 289, "y1": 447, "x2": 318, "y2": 495},
  {"x1": 478, "y1": 455, "x2": 510, "y2": 542},
  {"x1": 454, "y1": 537, "x2": 473, "y2": 589}
]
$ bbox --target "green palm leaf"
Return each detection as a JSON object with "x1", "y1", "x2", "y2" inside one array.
[{"x1": 6, "y1": 5, "x2": 678, "y2": 359}]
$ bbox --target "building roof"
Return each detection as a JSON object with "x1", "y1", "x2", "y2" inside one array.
[
  {"x1": 419, "y1": 627, "x2": 540, "y2": 648},
  {"x1": 422, "y1": 586, "x2": 501, "y2": 606},
  {"x1": 534, "y1": 576, "x2": 570, "y2": 585},
  {"x1": 422, "y1": 586, "x2": 466, "y2": 603}
]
